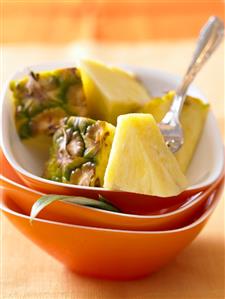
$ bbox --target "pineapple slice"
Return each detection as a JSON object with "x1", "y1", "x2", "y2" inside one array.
[
  {"x1": 10, "y1": 68, "x2": 87, "y2": 139},
  {"x1": 79, "y1": 59, "x2": 150, "y2": 124},
  {"x1": 44, "y1": 116, "x2": 115, "y2": 187},
  {"x1": 104, "y1": 114, "x2": 187, "y2": 197},
  {"x1": 140, "y1": 91, "x2": 174, "y2": 122},
  {"x1": 140, "y1": 92, "x2": 209, "y2": 172}
]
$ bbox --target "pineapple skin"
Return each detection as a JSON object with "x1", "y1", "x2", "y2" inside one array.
[
  {"x1": 79, "y1": 59, "x2": 150, "y2": 124},
  {"x1": 140, "y1": 91, "x2": 209, "y2": 172},
  {"x1": 104, "y1": 113, "x2": 187, "y2": 197},
  {"x1": 10, "y1": 68, "x2": 87, "y2": 139},
  {"x1": 44, "y1": 116, "x2": 115, "y2": 187}
]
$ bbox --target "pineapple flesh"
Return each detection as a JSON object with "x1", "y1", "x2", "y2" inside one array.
[
  {"x1": 44, "y1": 116, "x2": 115, "y2": 187},
  {"x1": 140, "y1": 91, "x2": 174, "y2": 122},
  {"x1": 79, "y1": 59, "x2": 150, "y2": 124},
  {"x1": 104, "y1": 113, "x2": 187, "y2": 197},
  {"x1": 10, "y1": 68, "x2": 87, "y2": 139},
  {"x1": 140, "y1": 91, "x2": 209, "y2": 172}
]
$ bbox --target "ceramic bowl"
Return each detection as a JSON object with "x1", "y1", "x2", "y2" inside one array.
[
  {"x1": 1, "y1": 63, "x2": 224, "y2": 214},
  {"x1": 1, "y1": 150, "x2": 224, "y2": 231},
  {"x1": 1, "y1": 178, "x2": 223, "y2": 280}
]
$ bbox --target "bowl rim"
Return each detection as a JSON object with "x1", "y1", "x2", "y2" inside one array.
[
  {"x1": 1, "y1": 178, "x2": 223, "y2": 234},
  {"x1": 0, "y1": 167, "x2": 224, "y2": 221},
  {"x1": 1, "y1": 63, "x2": 224, "y2": 195}
]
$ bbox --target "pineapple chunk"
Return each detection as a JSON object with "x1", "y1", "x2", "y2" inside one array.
[
  {"x1": 104, "y1": 114, "x2": 187, "y2": 197},
  {"x1": 44, "y1": 116, "x2": 115, "y2": 187},
  {"x1": 79, "y1": 59, "x2": 150, "y2": 124},
  {"x1": 140, "y1": 92, "x2": 209, "y2": 172},
  {"x1": 140, "y1": 91, "x2": 174, "y2": 122},
  {"x1": 10, "y1": 68, "x2": 87, "y2": 139}
]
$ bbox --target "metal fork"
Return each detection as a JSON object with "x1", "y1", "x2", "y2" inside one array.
[{"x1": 158, "y1": 16, "x2": 224, "y2": 153}]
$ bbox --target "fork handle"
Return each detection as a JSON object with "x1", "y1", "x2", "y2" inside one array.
[{"x1": 170, "y1": 16, "x2": 224, "y2": 117}]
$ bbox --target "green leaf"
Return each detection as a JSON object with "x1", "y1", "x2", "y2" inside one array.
[{"x1": 30, "y1": 194, "x2": 120, "y2": 223}]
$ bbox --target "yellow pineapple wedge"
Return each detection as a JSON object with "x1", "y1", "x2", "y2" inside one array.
[
  {"x1": 104, "y1": 114, "x2": 187, "y2": 197},
  {"x1": 140, "y1": 92, "x2": 209, "y2": 172},
  {"x1": 140, "y1": 91, "x2": 174, "y2": 122},
  {"x1": 79, "y1": 59, "x2": 150, "y2": 124}
]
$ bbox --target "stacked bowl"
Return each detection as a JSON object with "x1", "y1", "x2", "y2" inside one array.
[{"x1": 0, "y1": 64, "x2": 224, "y2": 280}]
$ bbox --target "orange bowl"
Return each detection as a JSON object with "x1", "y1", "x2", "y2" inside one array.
[
  {"x1": 0, "y1": 179, "x2": 223, "y2": 280},
  {"x1": 1, "y1": 150, "x2": 224, "y2": 231},
  {"x1": 0, "y1": 172, "x2": 223, "y2": 231},
  {"x1": 19, "y1": 172, "x2": 209, "y2": 215},
  {"x1": 0, "y1": 149, "x2": 222, "y2": 217}
]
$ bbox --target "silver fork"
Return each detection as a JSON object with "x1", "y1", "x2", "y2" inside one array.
[{"x1": 158, "y1": 16, "x2": 224, "y2": 153}]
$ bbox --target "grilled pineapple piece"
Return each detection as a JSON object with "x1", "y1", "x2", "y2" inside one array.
[
  {"x1": 104, "y1": 114, "x2": 187, "y2": 197},
  {"x1": 44, "y1": 116, "x2": 115, "y2": 187},
  {"x1": 79, "y1": 59, "x2": 150, "y2": 124},
  {"x1": 10, "y1": 68, "x2": 87, "y2": 139},
  {"x1": 140, "y1": 92, "x2": 209, "y2": 172}
]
